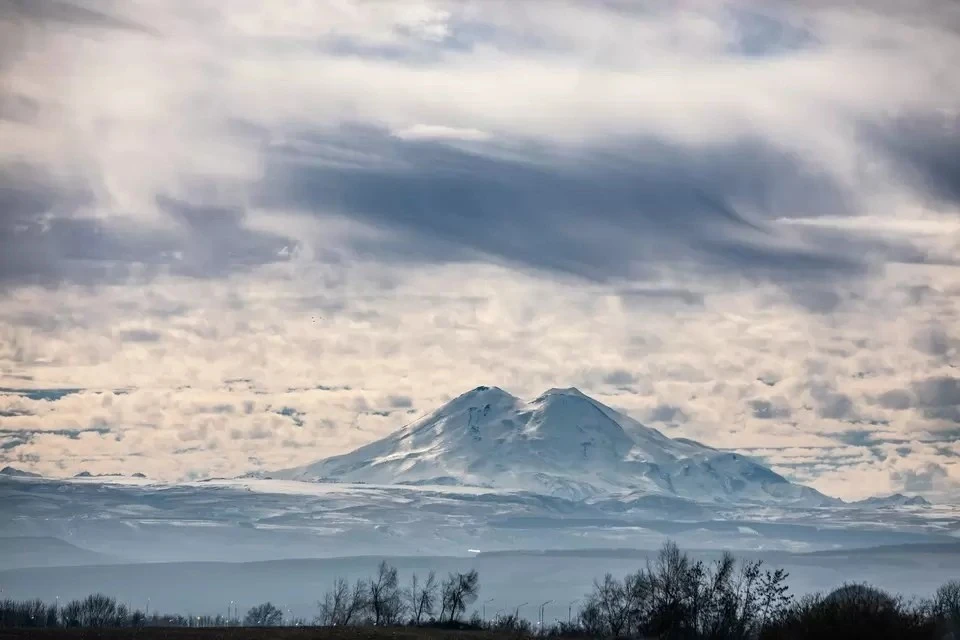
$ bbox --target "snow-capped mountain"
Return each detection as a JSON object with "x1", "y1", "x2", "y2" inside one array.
[
  {"x1": 852, "y1": 493, "x2": 932, "y2": 508},
  {"x1": 279, "y1": 386, "x2": 835, "y2": 505}
]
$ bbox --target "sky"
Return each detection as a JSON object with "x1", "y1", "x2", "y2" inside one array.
[{"x1": 0, "y1": 0, "x2": 959, "y2": 501}]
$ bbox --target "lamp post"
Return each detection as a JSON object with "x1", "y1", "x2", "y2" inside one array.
[
  {"x1": 539, "y1": 601, "x2": 553, "y2": 634},
  {"x1": 515, "y1": 602, "x2": 528, "y2": 620},
  {"x1": 482, "y1": 598, "x2": 494, "y2": 621}
]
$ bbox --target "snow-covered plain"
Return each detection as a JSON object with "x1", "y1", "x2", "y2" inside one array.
[{"x1": 2, "y1": 472, "x2": 959, "y2": 623}]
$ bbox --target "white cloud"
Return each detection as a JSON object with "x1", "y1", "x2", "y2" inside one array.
[{"x1": 392, "y1": 124, "x2": 491, "y2": 142}]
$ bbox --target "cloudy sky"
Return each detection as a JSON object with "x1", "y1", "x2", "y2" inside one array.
[{"x1": 1, "y1": 0, "x2": 959, "y2": 500}]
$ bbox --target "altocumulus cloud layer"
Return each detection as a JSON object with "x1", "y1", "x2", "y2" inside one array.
[{"x1": 0, "y1": 0, "x2": 959, "y2": 500}]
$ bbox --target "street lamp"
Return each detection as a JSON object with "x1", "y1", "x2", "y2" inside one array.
[
  {"x1": 515, "y1": 602, "x2": 528, "y2": 620},
  {"x1": 482, "y1": 598, "x2": 494, "y2": 621},
  {"x1": 539, "y1": 601, "x2": 553, "y2": 633}
]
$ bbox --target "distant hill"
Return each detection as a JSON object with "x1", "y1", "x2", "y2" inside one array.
[
  {"x1": 851, "y1": 493, "x2": 932, "y2": 508},
  {"x1": 0, "y1": 466, "x2": 40, "y2": 478},
  {"x1": 0, "y1": 536, "x2": 118, "y2": 570}
]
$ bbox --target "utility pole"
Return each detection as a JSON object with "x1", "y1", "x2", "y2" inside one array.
[
  {"x1": 482, "y1": 598, "x2": 494, "y2": 622},
  {"x1": 568, "y1": 599, "x2": 579, "y2": 625}
]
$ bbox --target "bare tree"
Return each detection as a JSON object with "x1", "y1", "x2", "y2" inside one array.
[
  {"x1": 585, "y1": 573, "x2": 636, "y2": 638},
  {"x1": 62, "y1": 601, "x2": 82, "y2": 628},
  {"x1": 318, "y1": 578, "x2": 350, "y2": 626},
  {"x1": 348, "y1": 578, "x2": 369, "y2": 625},
  {"x1": 114, "y1": 603, "x2": 130, "y2": 627},
  {"x1": 933, "y1": 580, "x2": 960, "y2": 621},
  {"x1": 131, "y1": 610, "x2": 146, "y2": 628},
  {"x1": 439, "y1": 570, "x2": 480, "y2": 623},
  {"x1": 244, "y1": 602, "x2": 282, "y2": 627},
  {"x1": 368, "y1": 561, "x2": 404, "y2": 625},
  {"x1": 406, "y1": 571, "x2": 439, "y2": 625},
  {"x1": 318, "y1": 578, "x2": 369, "y2": 626},
  {"x1": 79, "y1": 594, "x2": 117, "y2": 628}
]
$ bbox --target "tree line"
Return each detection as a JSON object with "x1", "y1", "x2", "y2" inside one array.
[{"x1": 2, "y1": 543, "x2": 960, "y2": 639}]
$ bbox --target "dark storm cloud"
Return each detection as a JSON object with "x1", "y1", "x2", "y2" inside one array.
[
  {"x1": 4, "y1": 123, "x2": 933, "y2": 288},
  {"x1": 0, "y1": 1, "x2": 957, "y2": 297},
  {"x1": 0, "y1": 188, "x2": 292, "y2": 287},
  {"x1": 258, "y1": 129, "x2": 872, "y2": 282}
]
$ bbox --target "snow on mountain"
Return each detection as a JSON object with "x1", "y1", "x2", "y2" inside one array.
[
  {"x1": 852, "y1": 493, "x2": 932, "y2": 508},
  {"x1": 279, "y1": 386, "x2": 835, "y2": 505}
]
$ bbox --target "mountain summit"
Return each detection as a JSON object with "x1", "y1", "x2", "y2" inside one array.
[{"x1": 279, "y1": 386, "x2": 833, "y2": 505}]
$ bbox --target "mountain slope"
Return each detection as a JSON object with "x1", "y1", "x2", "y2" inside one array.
[{"x1": 279, "y1": 386, "x2": 835, "y2": 505}]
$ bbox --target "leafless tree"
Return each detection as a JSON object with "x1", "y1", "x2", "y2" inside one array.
[
  {"x1": 579, "y1": 542, "x2": 792, "y2": 639},
  {"x1": 368, "y1": 561, "x2": 404, "y2": 625},
  {"x1": 439, "y1": 569, "x2": 480, "y2": 623},
  {"x1": 114, "y1": 603, "x2": 130, "y2": 627},
  {"x1": 933, "y1": 580, "x2": 960, "y2": 620},
  {"x1": 317, "y1": 577, "x2": 368, "y2": 626},
  {"x1": 244, "y1": 602, "x2": 282, "y2": 627},
  {"x1": 61, "y1": 600, "x2": 82, "y2": 628},
  {"x1": 405, "y1": 571, "x2": 438, "y2": 625},
  {"x1": 78, "y1": 594, "x2": 117, "y2": 628}
]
